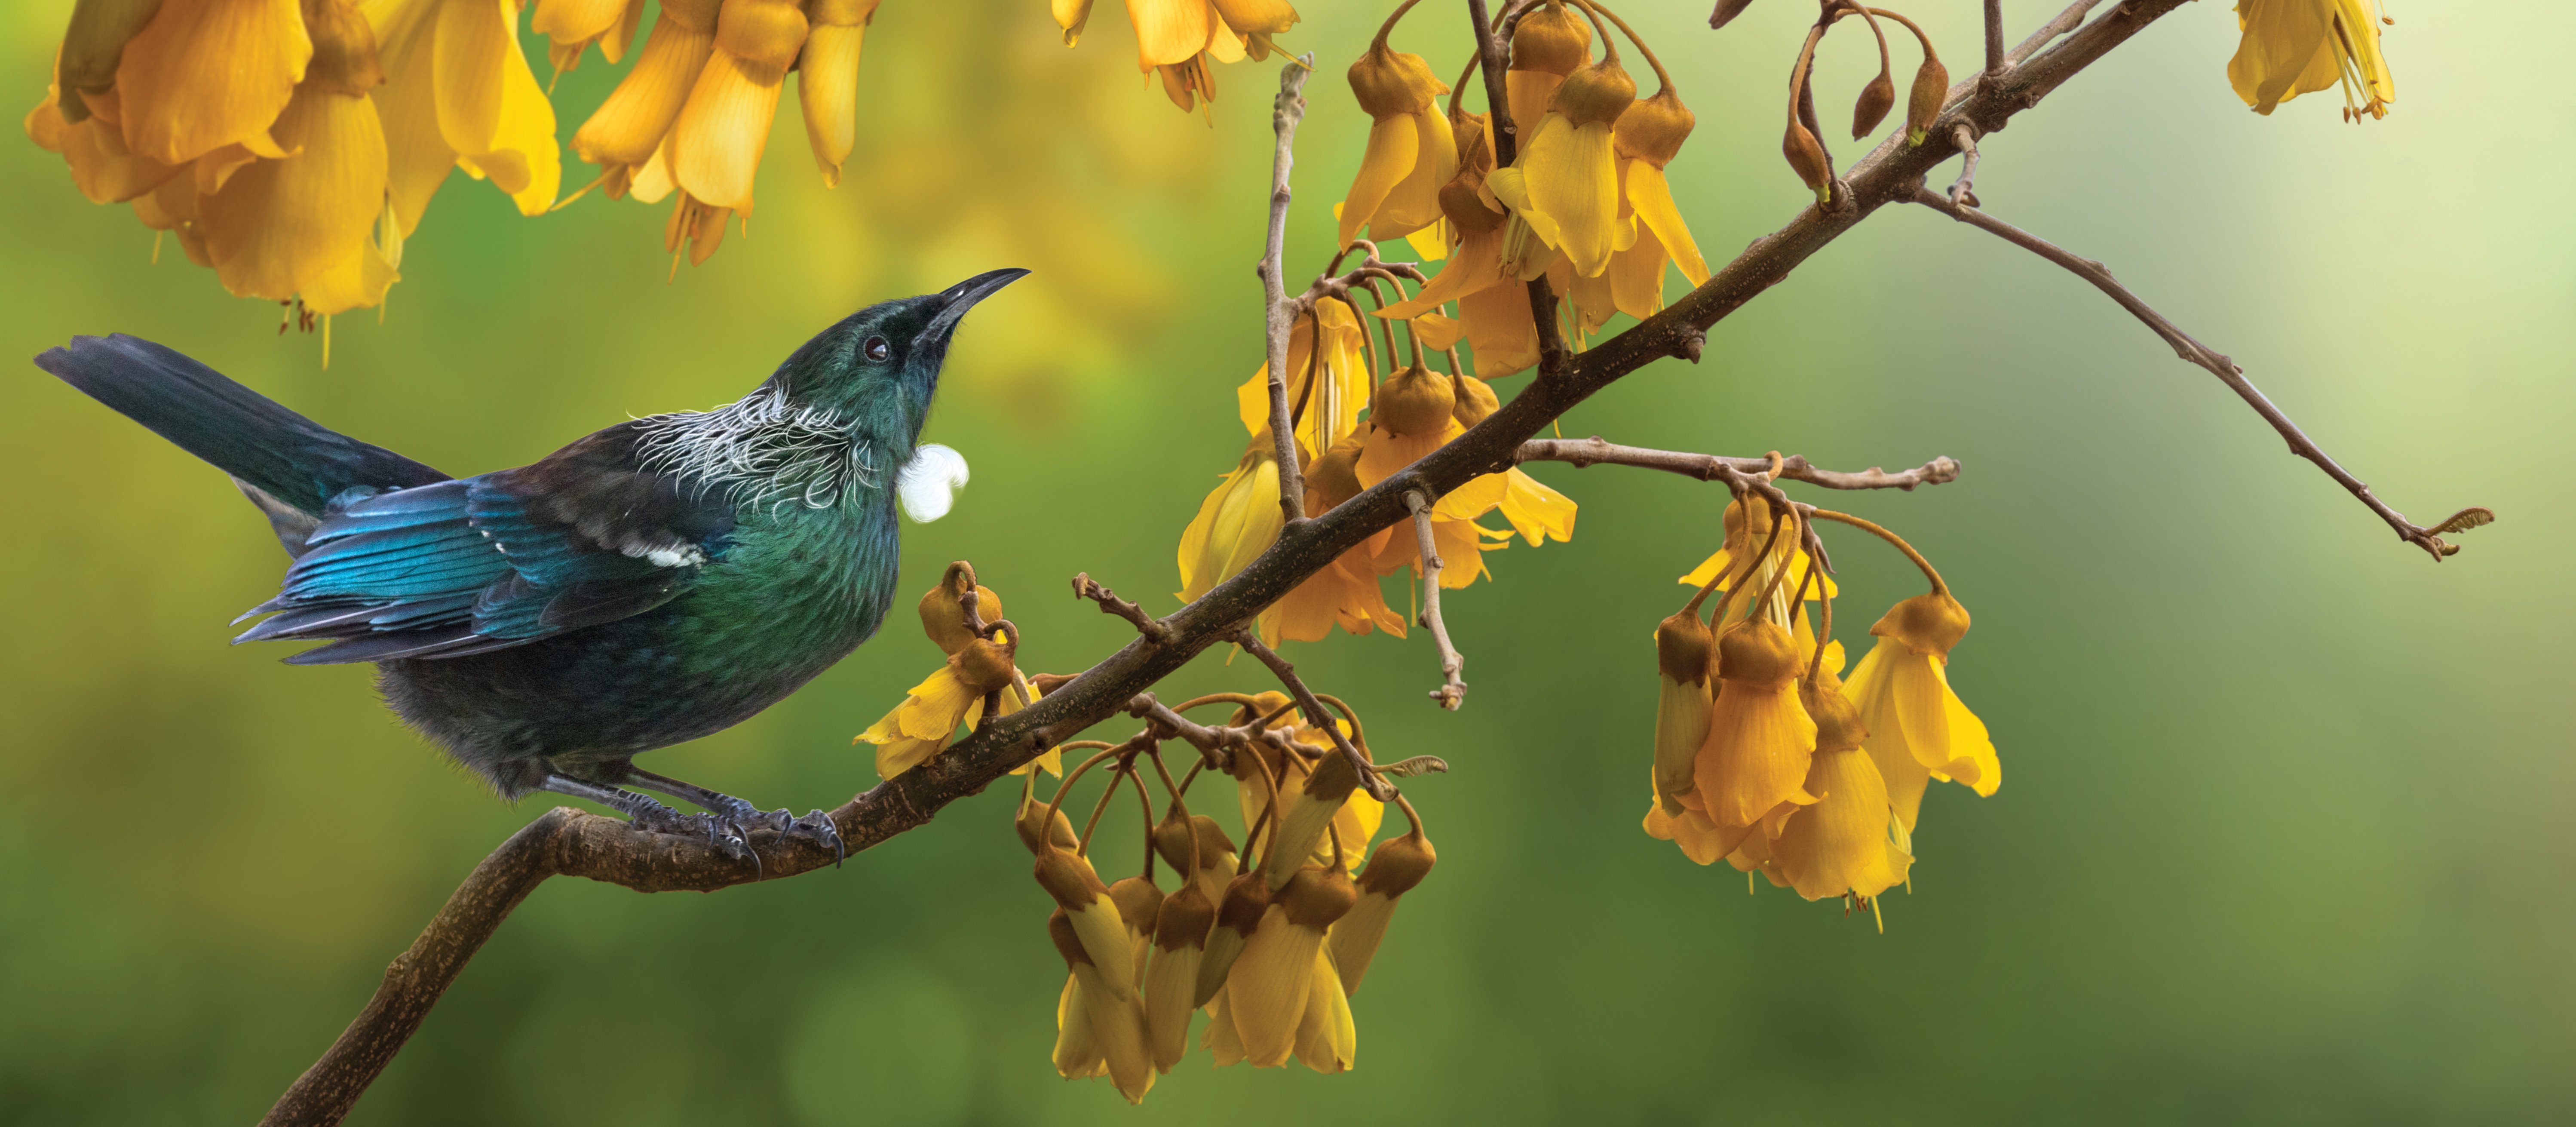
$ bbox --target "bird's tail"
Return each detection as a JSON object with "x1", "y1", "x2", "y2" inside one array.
[{"x1": 35, "y1": 335, "x2": 450, "y2": 520}]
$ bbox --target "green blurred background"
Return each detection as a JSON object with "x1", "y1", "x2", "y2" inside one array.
[{"x1": 4, "y1": 0, "x2": 2569, "y2": 1122}]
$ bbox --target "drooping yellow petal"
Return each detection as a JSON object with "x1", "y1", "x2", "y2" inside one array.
[
  {"x1": 1290, "y1": 946, "x2": 1355, "y2": 1074},
  {"x1": 1368, "y1": 107, "x2": 1455, "y2": 240},
  {"x1": 1773, "y1": 747, "x2": 1913, "y2": 900},
  {"x1": 531, "y1": 0, "x2": 624, "y2": 45},
  {"x1": 671, "y1": 49, "x2": 783, "y2": 212},
  {"x1": 198, "y1": 84, "x2": 388, "y2": 305},
  {"x1": 432, "y1": 0, "x2": 561, "y2": 213},
  {"x1": 2228, "y1": 0, "x2": 2330, "y2": 114},
  {"x1": 794, "y1": 21, "x2": 867, "y2": 187},
  {"x1": 1625, "y1": 158, "x2": 1708, "y2": 285},
  {"x1": 1177, "y1": 443, "x2": 1285, "y2": 602},
  {"x1": 1337, "y1": 114, "x2": 1416, "y2": 248},
  {"x1": 1519, "y1": 114, "x2": 1618, "y2": 277},
  {"x1": 1126, "y1": 0, "x2": 1212, "y2": 68},
  {"x1": 115, "y1": 0, "x2": 312, "y2": 166},
  {"x1": 569, "y1": 3, "x2": 714, "y2": 166}
]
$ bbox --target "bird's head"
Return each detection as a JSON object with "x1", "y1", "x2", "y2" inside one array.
[{"x1": 764, "y1": 268, "x2": 1029, "y2": 445}]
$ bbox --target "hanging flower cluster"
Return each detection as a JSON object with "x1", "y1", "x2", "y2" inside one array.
[
  {"x1": 566, "y1": 0, "x2": 880, "y2": 266},
  {"x1": 1049, "y1": 0, "x2": 1302, "y2": 115},
  {"x1": 24, "y1": 0, "x2": 570, "y2": 353},
  {"x1": 1023, "y1": 692, "x2": 1433, "y2": 1101},
  {"x1": 1644, "y1": 497, "x2": 1997, "y2": 927},
  {"x1": 858, "y1": 561, "x2": 1062, "y2": 780},
  {"x1": 1174, "y1": 277, "x2": 1576, "y2": 646}
]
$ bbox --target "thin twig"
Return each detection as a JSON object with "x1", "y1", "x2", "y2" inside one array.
[
  {"x1": 1072, "y1": 573, "x2": 1169, "y2": 643},
  {"x1": 1228, "y1": 631, "x2": 1396, "y2": 801},
  {"x1": 1983, "y1": 0, "x2": 2007, "y2": 81},
  {"x1": 1910, "y1": 185, "x2": 2482, "y2": 559},
  {"x1": 1403, "y1": 491, "x2": 1467, "y2": 709},
  {"x1": 2011, "y1": 0, "x2": 2104, "y2": 64},
  {"x1": 1518, "y1": 438, "x2": 1961, "y2": 493},
  {"x1": 1946, "y1": 122, "x2": 1981, "y2": 207},
  {"x1": 1261, "y1": 56, "x2": 1317, "y2": 524}
]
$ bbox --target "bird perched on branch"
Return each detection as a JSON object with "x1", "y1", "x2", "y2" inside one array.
[{"x1": 36, "y1": 269, "x2": 1027, "y2": 858}]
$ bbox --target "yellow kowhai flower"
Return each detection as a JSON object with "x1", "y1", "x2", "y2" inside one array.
[
  {"x1": 1177, "y1": 436, "x2": 1285, "y2": 603},
  {"x1": 2228, "y1": 0, "x2": 2392, "y2": 121},
  {"x1": 1771, "y1": 658, "x2": 1914, "y2": 903},
  {"x1": 1052, "y1": 0, "x2": 1297, "y2": 111},
  {"x1": 1229, "y1": 694, "x2": 1382, "y2": 876},
  {"x1": 1047, "y1": 903, "x2": 1155, "y2": 1102},
  {"x1": 104, "y1": 0, "x2": 310, "y2": 168},
  {"x1": 1504, "y1": 0, "x2": 1588, "y2": 142},
  {"x1": 1214, "y1": 864, "x2": 1354, "y2": 1069},
  {"x1": 1233, "y1": 296, "x2": 1370, "y2": 467},
  {"x1": 530, "y1": 0, "x2": 642, "y2": 75},
  {"x1": 194, "y1": 0, "x2": 398, "y2": 316},
  {"x1": 1352, "y1": 366, "x2": 1504, "y2": 589},
  {"x1": 1489, "y1": 33, "x2": 1636, "y2": 280},
  {"x1": 1376, "y1": 108, "x2": 1543, "y2": 380},
  {"x1": 1609, "y1": 87, "x2": 1708, "y2": 319},
  {"x1": 1261, "y1": 436, "x2": 1406, "y2": 644},
  {"x1": 1324, "y1": 824, "x2": 1432, "y2": 997},
  {"x1": 1338, "y1": 38, "x2": 1453, "y2": 248},
  {"x1": 1140, "y1": 869, "x2": 1215, "y2": 1071},
  {"x1": 1844, "y1": 590, "x2": 1999, "y2": 831},
  {"x1": 1695, "y1": 616, "x2": 1820, "y2": 854},
  {"x1": 796, "y1": 0, "x2": 879, "y2": 186},
  {"x1": 860, "y1": 563, "x2": 1061, "y2": 779},
  {"x1": 1425, "y1": 372, "x2": 1578, "y2": 546}
]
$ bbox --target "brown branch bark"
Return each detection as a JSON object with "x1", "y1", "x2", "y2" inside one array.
[
  {"x1": 1404, "y1": 491, "x2": 1468, "y2": 710},
  {"x1": 1518, "y1": 438, "x2": 1961, "y2": 492},
  {"x1": 1907, "y1": 185, "x2": 2481, "y2": 559},
  {"x1": 1260, "y1": 56, "x2": 1317, "y2": 524},
  {"x1": 1229, "y1": 630, "x2": 1396, "y2": 800},
  {"x1": 267, "y1": 9, "x2": 2233, "y2": 1121}
]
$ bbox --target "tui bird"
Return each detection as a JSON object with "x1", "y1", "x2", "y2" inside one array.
[{"x1": 35, "y1": 268, "x2": 1028, "y2": 856}]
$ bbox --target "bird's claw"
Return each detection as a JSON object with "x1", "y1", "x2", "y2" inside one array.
[{"x1": 790, "y1": 810, "x2": 846, "y2": 866}]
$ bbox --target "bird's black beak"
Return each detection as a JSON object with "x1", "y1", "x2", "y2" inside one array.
[{"x1": 914, "y1": 268, "x2": 1030, "y2": 351}]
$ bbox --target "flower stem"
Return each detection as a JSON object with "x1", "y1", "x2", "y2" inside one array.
[
  {"x1": 1571, "y1": 0, "x2": 1672, "y2": 92},
  {"x1": 1371, "y1": 0, "x2": 1424, "y2": 51},
  {"x1": 1809, "y1": 507, "x2": 1948, "y2": 596}
]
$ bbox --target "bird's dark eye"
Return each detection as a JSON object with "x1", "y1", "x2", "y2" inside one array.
[{"x1": 863, "y1": 336, "x2": 891, "y2": 363}]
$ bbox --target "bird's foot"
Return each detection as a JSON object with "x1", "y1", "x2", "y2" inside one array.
[
  {"x1": 623, "y1": 768, "x2": 845, "y2": 868},
  {"x1": 532, "y1": 774, "x2": 762, "y2": 866}
]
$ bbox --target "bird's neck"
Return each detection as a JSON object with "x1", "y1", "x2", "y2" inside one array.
[{"x1": 634, "y1": 386, "x2": 909, "y2": 514}]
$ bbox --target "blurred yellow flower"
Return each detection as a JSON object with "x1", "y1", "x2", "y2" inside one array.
[
  {"x1": 530, "y1": 0, "x2": 640, "y2": 74},
  {"x1": 1054, "y1": 0, "x2": 1297, "y2": 112},
  {"x1": 367, "y1": 0, "x2": 562, "y2": 230},
  {"x1": 2228, "y1": 0, "x2": 2392, "y2": 121}
]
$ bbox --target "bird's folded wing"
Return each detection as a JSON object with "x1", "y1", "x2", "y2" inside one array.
[{"x1": 239, "y1": 424, "x2": 736, "y2": 664}]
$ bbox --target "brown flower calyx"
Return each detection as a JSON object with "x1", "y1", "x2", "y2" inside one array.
[
  {"x1": 1512, "y1": 2, "x2": 1592, "y2": 77},
  {"x1": 1451, "y1": 374, "x2": 1500, "y2": 427},
  {"x1": 1553, "y1": 58, "x2": 1638, "y2": 127},
  {"x1": 1374, "y1": 365, "x2": 1457, "y2": 436},
  {"x1": 1151, "y1": 881, "x2": 1217, "y2": 951},
  {"x1": 1613, "y1": 88, "x2": 1695, "y2": 167},
  {"x1": 1278, "y1": 866, "x2": 1359, "y2": 930},
  {"x1": 1354, "y1": 830, "x2": 1435, "y2": 898},
  {"x1": 1871, "y1": 591, "x2": 1969, "y2": 655},
  {"x1": 920, "y1": 561, "x2": 1001, "y2": 655},
  {"x1": 1034, "y1": 846, "x2": 1111, "y2": 911},
  {"x1": 1716, "y1": 618, "x2": 1801, "y2": 685},
  {"x1": 1656, "y1": 608, "x2": 1716, "y2": 686},
  {"x1": 1349, "y1": 44, "x2": 1443, "y2": 120},
  {"x1": 1852, "y1": 71, "x2": 1896, "y2": 139}
]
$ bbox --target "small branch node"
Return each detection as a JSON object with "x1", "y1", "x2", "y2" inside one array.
[{"x1": 1072, "y1": 573, "x2": 1169, "y2": 643}]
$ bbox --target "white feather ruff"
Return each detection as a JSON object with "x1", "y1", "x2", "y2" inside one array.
[{"x1": 632, "y1": 387, "x2": 878, "y2": 513}]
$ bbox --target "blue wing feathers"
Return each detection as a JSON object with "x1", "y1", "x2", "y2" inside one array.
[{"x1": 236, "y1": 425, "x2": 732, "y2": 663}]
